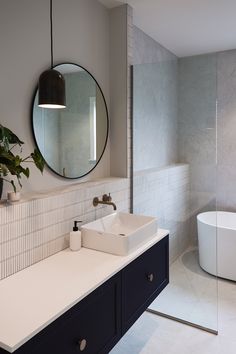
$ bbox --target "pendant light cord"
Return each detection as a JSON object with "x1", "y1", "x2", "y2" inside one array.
[{"x1": 50, "y1": 0, "x2": 53, "y2": 69}]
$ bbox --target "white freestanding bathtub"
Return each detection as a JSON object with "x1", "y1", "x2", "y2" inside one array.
[{"x1": 197, "y1": 211, "x2": 236, "y2": 281}]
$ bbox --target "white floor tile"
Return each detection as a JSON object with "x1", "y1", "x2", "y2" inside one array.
[
  {"x1": 150, "y1": 247, "x2": 218, "y2": 330},
  {"x1": 111, "y1": 247, "x2": 236, "y2": 354}
]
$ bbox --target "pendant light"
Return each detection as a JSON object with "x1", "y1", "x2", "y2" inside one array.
[{"x1": 38, "y1": 0, "x2": 66, "y2": 109}]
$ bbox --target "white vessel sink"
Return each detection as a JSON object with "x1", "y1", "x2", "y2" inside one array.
[{"x1": 81, "y1": 212, "x2": 158, "y2": 256}]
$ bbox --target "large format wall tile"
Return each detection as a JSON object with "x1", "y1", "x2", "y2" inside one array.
[
  {"x1": 133, "y1": 26, "x2": 178, "y2": 173},
  {"x1": 178, "y1": 54, "x2": 217, "y2": 243},
  {"x1": 217, "y1": 49, "x2": 236, "y2": 212},
  {"x1": 178, "y1": 54, "x2": 217, "y2": 166},
  {"x1": 217, "y1": 49, "x2": 236, "y2": 167}
]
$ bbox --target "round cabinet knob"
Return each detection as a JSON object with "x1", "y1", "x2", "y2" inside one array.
[
  {"x1": 147, "y1": 273, "x2": 154, "y2": 282},
  {"x1": 77, "y1": 339, "x2": 87, "y2": 352}
]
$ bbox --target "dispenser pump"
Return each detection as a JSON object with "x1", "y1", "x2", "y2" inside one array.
[
  {"x1": 70, "y1": 221, "x2": 82, "y2": 252},
  {"x1": 73, "y1": 220, "x2": 82, "y2": 232}
]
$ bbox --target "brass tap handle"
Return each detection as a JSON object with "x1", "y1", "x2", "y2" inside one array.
[
  {"x1": 93, "y1": 194, "x2": 116, "y2": 210},
  {"x1": 102, "y1": 193, "x2": 112, "y2": 202},
  {"x1": 93, "y1": 197, "x2": 99, "y2": 207}
]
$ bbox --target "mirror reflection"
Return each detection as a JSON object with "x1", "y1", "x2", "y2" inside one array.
[{"x1": 32, "y1": 63, "x2": 108, "y2": 178}]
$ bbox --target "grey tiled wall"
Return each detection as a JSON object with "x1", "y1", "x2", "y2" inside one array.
[
  {"x1": 134, "y1": 164, "x2": 190, "y2": 263},
  {"x1": 217, "y1": 49, "x2": 236, "y2": 211},
  {"x1": 132, "y1": 27, "x2": 188, "y2": 263},
  {"x1": 133, "y1": 27, "x2": 178, "y2": 172}
]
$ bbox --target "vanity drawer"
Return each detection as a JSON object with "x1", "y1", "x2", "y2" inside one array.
[
  {"x1": 8, "y1": 273, "x2": 121, "y2": 354},
  {"x1": 122, "y1": 235, "x2": 169, "y2": 333},
  {"x1": 37, "y1": 274, "x2": 121, "y2": 354}
]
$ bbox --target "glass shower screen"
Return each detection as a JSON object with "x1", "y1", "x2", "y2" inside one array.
[{"x1": 132, "y1": 55, "x2": 218, "y2": 333}]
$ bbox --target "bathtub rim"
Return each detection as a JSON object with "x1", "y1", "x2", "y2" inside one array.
[{"x1": 197, "y1": 211, "x2": 236, "y2": 231}]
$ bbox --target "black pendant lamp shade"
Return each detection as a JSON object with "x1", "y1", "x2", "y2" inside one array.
[
  {"x1": 38, "y1": 69, "x2": 66, "y2": 108},
  {"x1": 38, "y1": 0, "x2": 66, "y2": 109}
]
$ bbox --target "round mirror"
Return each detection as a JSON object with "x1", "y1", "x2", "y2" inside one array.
[{"x1": 32, "y1": 63, "x2": 109, "y2": 179}]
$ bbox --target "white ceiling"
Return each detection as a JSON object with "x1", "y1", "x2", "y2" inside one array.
[{"x1": 99, "y1": 0, "x2": 236, "y2": 57}]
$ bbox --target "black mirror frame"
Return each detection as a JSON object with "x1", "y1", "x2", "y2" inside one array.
[{"x1": 31, "y1": 62, "x2": 109, "y2": 180}]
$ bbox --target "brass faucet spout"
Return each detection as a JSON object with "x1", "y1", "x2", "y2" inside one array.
[
  {"x1": 107, "y1": 202, "x2": 117, "y2": 211},
  {"x1": 93, "y1": 195, "x2": 117, "y2": 211}
]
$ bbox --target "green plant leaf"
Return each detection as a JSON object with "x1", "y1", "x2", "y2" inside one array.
[
  {"x1": 0, "y1": 125, "x2": 44, "y2": 189},
  {"x1": 14, "y1": 155, "x2": 22, "y2": 167},
  {"x1": 15, "y1": 165, "x2": 30, "y2": 178},
  {"x1": 0, "y1": 125, "x2": 24, "y2": 146},
  {"x1": 31, "y1": 148, "x2": 45, "y2": 173},
  {"x1": 10, "y1": 180, "x2": 16, "y2": 193},
  {"x1": 1, "y1": 153, "x2": 18, "y2": 171},
  {"x1": 0, "y1": 164, "x2": 8, "y2": 177},
  {"x1": 24, "y1": 167, "x2": 30, "y2": 178},
  {"x1": 17, "y1": 176, "x2": 22, "y2": 189}
]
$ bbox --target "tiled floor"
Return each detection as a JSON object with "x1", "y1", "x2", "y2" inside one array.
[
  {"x1": 111, "y1": 248, "x2": 236, "y2": 354},
  {"x1": 150, "y1": 247, "x2": 218, "y2": 330}
]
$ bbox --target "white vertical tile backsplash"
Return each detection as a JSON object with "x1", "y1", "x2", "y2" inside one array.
[{"x1": 0, "y1": 178, "x2": 130, "y2": 280}]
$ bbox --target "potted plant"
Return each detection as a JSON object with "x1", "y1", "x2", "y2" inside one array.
[{"x1": 0, "y1": 124, "x2": 45, "y2": 201}]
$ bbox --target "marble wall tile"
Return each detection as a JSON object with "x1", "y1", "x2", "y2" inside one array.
[
  {"x1": 178, "y1": 49, "x2": 236, "y2": 243},
  {"x1": 217, "y1": 49, "x2": 236, "y2": 167},
  {"x1": 133, "y1": 26, "x2": 176, "y2": 65},
  {"x1": 178, "y1": 54, "x2": 218, "y2": 245},
  {"x1": 133, "y1": 61, "x2": 178, "y2": 172},
  {"x1": 217, "y1": 49, "x2": 236, "y2": 213},
  {"x1": 133, "y1": 26, "x2": 178, "y2": 173},
  {"x1": 178, "y1": 54, "x2": 217, "y2": 165},
  {"x1": 217, "y1": 165, "x2": 236, "y2": 211},
  {"x1": 189, "y1": 164, "x2": 217, "y2": 194}
]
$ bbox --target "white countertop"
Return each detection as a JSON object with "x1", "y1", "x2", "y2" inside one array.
[{"x1": 0, "y1": 229, "x2": 168, "y2": 353}]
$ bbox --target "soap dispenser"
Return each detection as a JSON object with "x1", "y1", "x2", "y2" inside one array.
[{"x1": 70, "y1": 221, "x2": 82, "y2": 251}]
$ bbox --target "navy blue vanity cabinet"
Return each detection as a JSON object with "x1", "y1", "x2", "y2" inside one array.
[
  {"x1": 122, "y1": 235, "x2": 169, "y2": 334},
  {"x1": 35, "y1": 273, "x2": 122, "y2": 354},
  {"x1": 0, "y1": 273, "x2": 122, "y2": 354},
  {"x1": 0, "y1": 236, "x2": 169, "y2": 354}
]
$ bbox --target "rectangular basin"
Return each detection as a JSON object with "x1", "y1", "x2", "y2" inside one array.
[{"x1": 81, "y1": 212, "x2": 158, "y2": 256}]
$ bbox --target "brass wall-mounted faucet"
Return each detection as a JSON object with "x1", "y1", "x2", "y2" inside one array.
[{"x1": 93, "y1": 193, "x2": 117, "y2": 211}]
